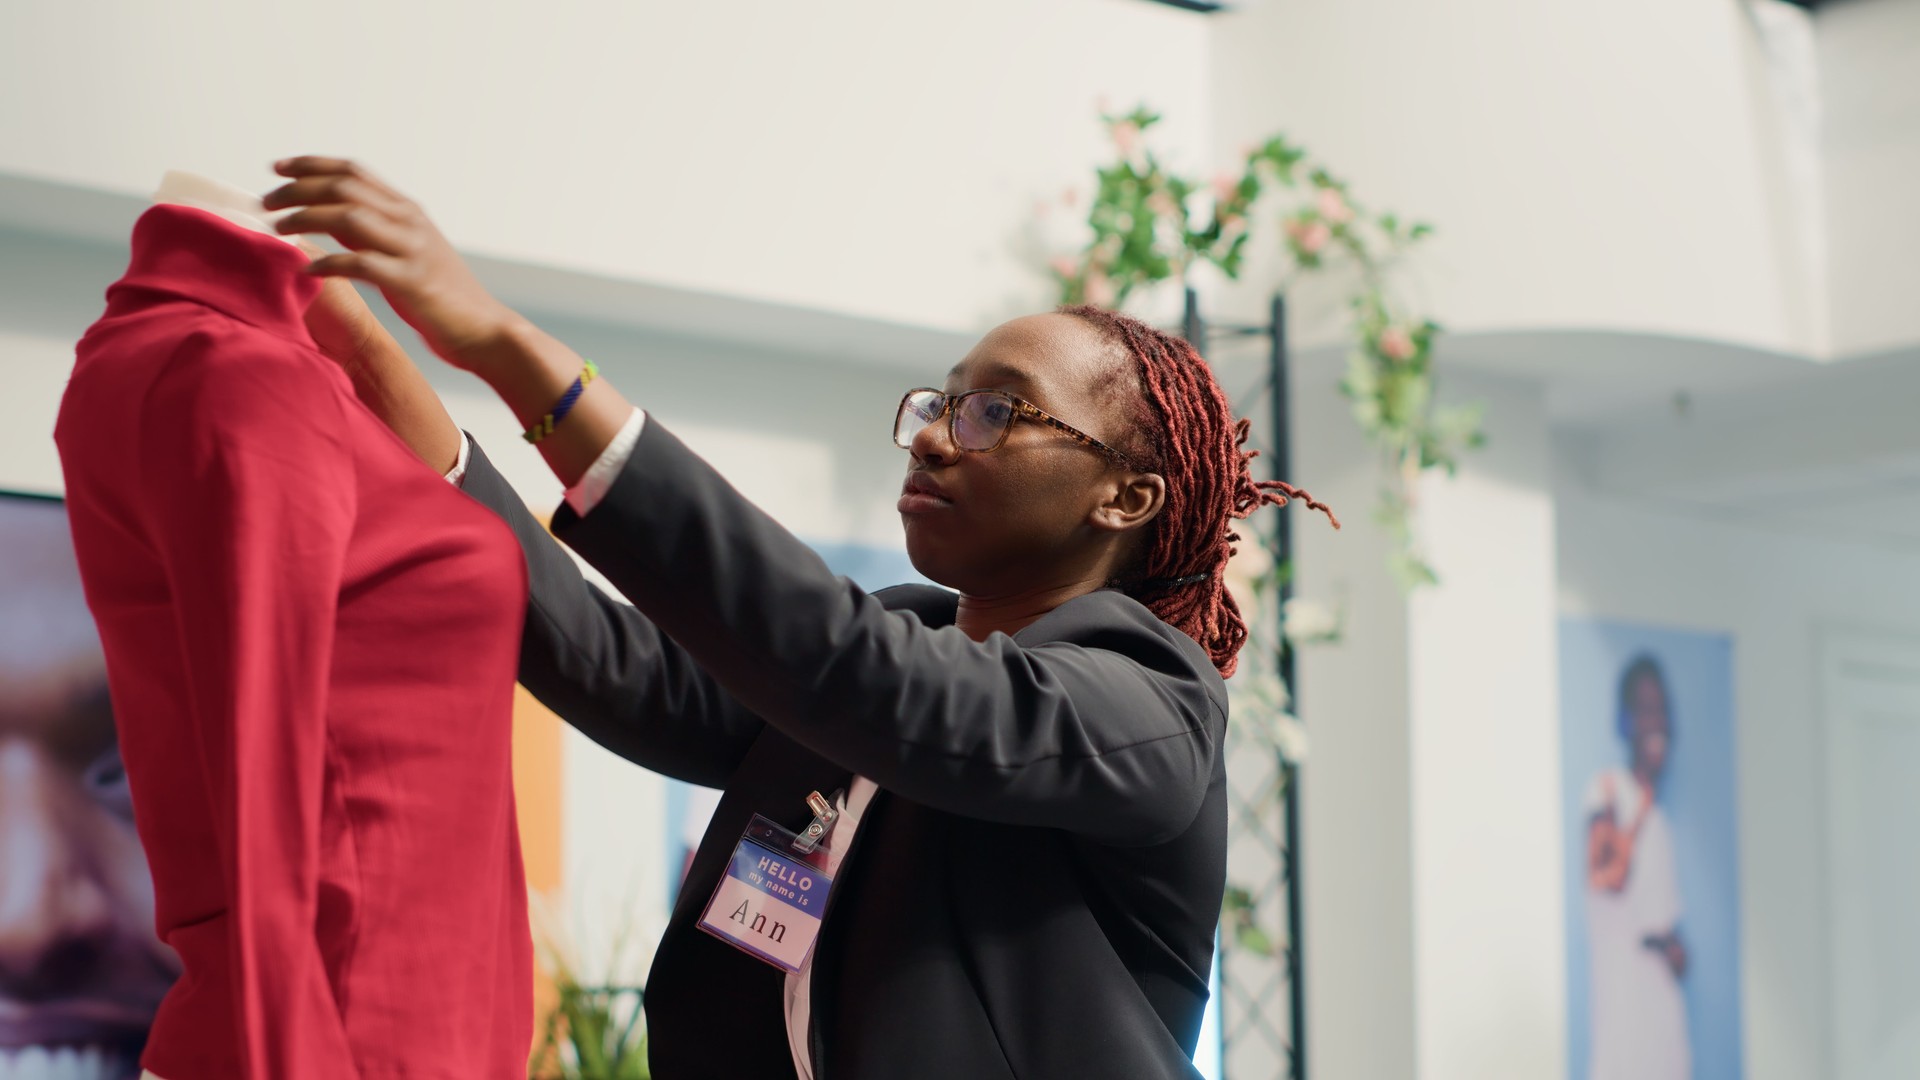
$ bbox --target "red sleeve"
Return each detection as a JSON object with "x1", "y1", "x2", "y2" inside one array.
[{"x1": 139, "y1": 332, "x2": 360, "y2": 1079}]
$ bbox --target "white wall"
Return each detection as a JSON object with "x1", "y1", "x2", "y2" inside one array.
[
  {"x1": 1557, "y1": 475, "x2": 1920, "y2": 1080},
  {"x1": 1409, "y1": 374, "x2": 1565, "y2": 1080},
  {"x1": 0, "y1": 229, "x2": 125, "y2": 497},
  {"x1": 1206, "y1": 0, "x2": 1822, "y2": 357},
  {"x1": 0, "y1": 0, "x2": 1209, "y2": 336},
  {"x1": 1818, "y1": 0, "x2": 1920, "y2": 357}
]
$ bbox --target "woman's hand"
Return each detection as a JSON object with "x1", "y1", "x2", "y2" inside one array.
[
  {"x1": 293, "y1": 237, "x2": 385, "y2": 370},
  {"x1": 287, "y1": 235, "x2": 466, "y2": 474},
  {"x1": 266, "y1": 156, "x2": 635, "y2": 488},
  {"x1": 1641, "y1": 931, "x2": 1688, "y2": 980},
  {"x1": 265, "y1": 157, "x2": 521, "y2": 373}
]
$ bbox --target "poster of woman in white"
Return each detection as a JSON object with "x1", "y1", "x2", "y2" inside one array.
[{"x1": 1561, "y1": 618, "x2": 1743, "y2": 1080}]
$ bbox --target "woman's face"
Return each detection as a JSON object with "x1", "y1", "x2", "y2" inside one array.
[
  {"x1": 898, "y1": 313, "x2": 1152, "y2": 596},
  {"x1": 0, "y1": 502, "x2": 178, "y2": 1080},
  {"x1": 1627, "y1": 674, "x2": 1672, "y2": 781}
]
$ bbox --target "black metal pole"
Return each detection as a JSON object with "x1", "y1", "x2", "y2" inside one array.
[
  {"x1": 1270, "y1": 293, "x2": 1307, "y2": 1080},
  {"x1": 1187, "y1": 287, "x2": 1307, "y2": 1080},
  {"x1": 1182, "y1": 286, "x2": 1206, "y2": 353}
]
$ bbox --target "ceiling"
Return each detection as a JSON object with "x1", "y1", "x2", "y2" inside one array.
[{"x1": 1541, "y1": 337, "x2": 1920, "y2": 552}]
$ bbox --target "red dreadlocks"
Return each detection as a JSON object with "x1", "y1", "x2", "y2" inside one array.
[{"x1": 1060, "y1": 304, "x2": 1340, "y2": 678}]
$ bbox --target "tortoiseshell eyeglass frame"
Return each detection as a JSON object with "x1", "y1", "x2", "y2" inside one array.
[{"x1": 893, "y1": 387, "x2": 1149, "y2": 471}]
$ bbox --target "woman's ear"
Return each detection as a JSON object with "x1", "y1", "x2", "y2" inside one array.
[{"x1": 1089, "y1": 471, "x2": 1166, "y2": 535}]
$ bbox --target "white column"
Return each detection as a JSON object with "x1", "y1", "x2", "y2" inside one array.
[{"x1": 1406, "y1": 372, "x2": 1566, "y2": 1080}]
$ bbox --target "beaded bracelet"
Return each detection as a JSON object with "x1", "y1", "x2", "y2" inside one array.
[{"x1": 523, "y1": 359, "x2": 599, "y2": 444}]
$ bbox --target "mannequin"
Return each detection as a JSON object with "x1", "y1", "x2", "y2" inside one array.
[
  {"x1": 145, "y1": 167, "x2": 279, "y2": 1080},
  {"x1": 136, "y1": 177, "x2": 294, "y2": 1080},
  {"x1": 150, "y1": 169, "x2": 299, "y2": 244},
  {"x1": 57, "y1": 171, "x2": 534, "y2": 1080}
]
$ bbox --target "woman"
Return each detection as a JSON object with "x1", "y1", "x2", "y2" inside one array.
[
  {"x1": 266, "y1": 156, "x2": 1336, "y2": 1080},
  {"x1": 1583, "y1": 656, "x2": 1689, "y2": 1080}
]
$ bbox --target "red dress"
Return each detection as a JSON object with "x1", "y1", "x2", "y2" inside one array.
[{"x1": 55, "y1": 205, "x2": 533, "y2": 1079}]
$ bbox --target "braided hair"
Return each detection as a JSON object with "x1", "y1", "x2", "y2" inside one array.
[{"x1": 1059, "y1": 304, "x2": 1339, "y2": 677}]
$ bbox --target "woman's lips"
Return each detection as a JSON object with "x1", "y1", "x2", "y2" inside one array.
[{"x1": 899, "y1": 474, "x2": 953, "y2": 515}]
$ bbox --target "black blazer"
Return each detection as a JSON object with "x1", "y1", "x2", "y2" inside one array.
[{"x1": 462, "y1": 420, "x2": 1227, "y2": 1080}]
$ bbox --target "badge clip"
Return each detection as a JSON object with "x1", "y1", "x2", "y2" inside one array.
[{"x1": 791, "y1": 789, "x2": 841, "y2": 855}]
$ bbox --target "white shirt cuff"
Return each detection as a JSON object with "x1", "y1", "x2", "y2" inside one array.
[
  {"x1": 564, "y1": 407, "x2": 648, "y2": 517},
  {"x1": 443, "y1": 432, "x2": 473, "y2": 486}
]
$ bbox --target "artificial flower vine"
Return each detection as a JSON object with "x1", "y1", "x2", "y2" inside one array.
[{"x1": 1047, "y1": 105, "x2": 1485, "y2": 589}]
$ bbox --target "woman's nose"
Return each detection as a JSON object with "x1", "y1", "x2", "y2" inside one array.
[
  {"x1": 0, "y1": 739, "x2": 118, "y2": 999},
  {"x1": 909, "y1": 409, "x2": 960, "y2": 466}
]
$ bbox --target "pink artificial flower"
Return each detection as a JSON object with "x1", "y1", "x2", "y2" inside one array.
[
  {"x1": 1317, "y1": 187, "x2": 1354, "y2": 225},
  {"x1": 1084, "y1": 268, "x2": 1117, "y2": 307},
  {"x1": 1286, "y1": 218, "x2": 1331, "y2": 256},
  {"x1": 1111, "y1": 120, "x2": 1142, "y2": 161},
  {"x1": 1147, "y1": 191, "x2": 1180, "y2": 218},
  {"x1": 1050, "y1": 255, "x2": 1081, "y2": 279},
  {"x1": 1212, "y1": 173, "x2": 1241, "y2": 207},
  {"x1": 1378, "y1": 326, "x2": 1417, "y2": 362},
  {"x1": 1062, "y1": 187, "x2": 1081, "y2": 209}
]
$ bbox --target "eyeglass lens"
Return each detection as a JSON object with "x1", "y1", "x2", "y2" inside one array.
[{"x1": 894, "y1": 390, "x2": 1017, "y2": 452}]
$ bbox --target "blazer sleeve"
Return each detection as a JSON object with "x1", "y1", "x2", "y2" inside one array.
[
  {"x1": 549, "y1": 421, "x2": 1223, "y2": 847},
  {"x1": 138, "y1": 336, "x2": 360, "y2": 1080},
  {"x1": 458, "y1": 436, "x2": 763, "y2": 787}
]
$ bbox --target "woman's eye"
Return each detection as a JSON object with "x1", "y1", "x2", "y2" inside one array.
[
  {"x1": 84, "y1": 744, "x2": 135, "y2": 819},
  {"x1": 980, "y1": 400, "x2": 1014, "y2": 426}
]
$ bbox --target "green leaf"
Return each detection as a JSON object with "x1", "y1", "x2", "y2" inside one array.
[
  {"x1": 1390, "y1": 551, "x2": 1441, "y2": 591},
  {"x1": 1235, "y1": 923, "x2": 1277, "y2": 957}
]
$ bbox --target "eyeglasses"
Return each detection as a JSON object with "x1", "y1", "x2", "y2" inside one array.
[{"x1": 892, "y1": 387, "x2": 1146, "y2": 470}]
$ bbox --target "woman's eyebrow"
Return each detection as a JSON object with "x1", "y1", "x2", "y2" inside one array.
[{"x1": 948, "y1": 360, "x2": 1034, "y2": 388}]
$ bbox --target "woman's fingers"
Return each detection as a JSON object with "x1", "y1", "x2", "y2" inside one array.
[
  {"x1": 270, "y1": 155, "x2": 520, "y2": 372},
  {"x1": 305, "y1": 250, "x2": 409, "y2": 290},
  {"x1": 266, "y1": 165, "x2": 418, "y2": 257},
  {"x1": 263, "y1": 173, "x2": 408, "y2": 218},
  {"x1": 271, "y1": 156, "x2": 406, "y2": 202},
  {"x1": 274, "y1": 204, "x2": 413, "y2": 256}
]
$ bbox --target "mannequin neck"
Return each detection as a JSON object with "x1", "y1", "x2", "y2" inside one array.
[{"x1": 152, "y1": 170, "x2": 299, "y2": 246}]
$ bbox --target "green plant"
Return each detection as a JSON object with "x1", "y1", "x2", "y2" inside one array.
[
  {"x1": 531, "y1": 979, "x2": 649, "y2": 1080},
  {"x1": 1047, "y1": 104, "x2": 1485, "y2": 589},
  {"x1": 529, "y1": 898, "x2": 650, "y2": 1080}
]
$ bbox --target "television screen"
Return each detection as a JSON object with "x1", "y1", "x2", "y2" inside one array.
[{"x1": 0, "y1": 491, "x2": 175, "y2": 1080}]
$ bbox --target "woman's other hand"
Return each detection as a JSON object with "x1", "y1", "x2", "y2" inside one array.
[{"x1": 266, "y1": 157, "x2": 520, "y2": 374}]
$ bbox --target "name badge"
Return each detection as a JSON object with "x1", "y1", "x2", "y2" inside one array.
[{"x1": 697, "y1": 812, "x2": 836, "y2": 972}]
